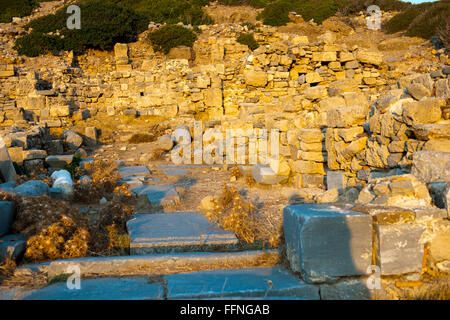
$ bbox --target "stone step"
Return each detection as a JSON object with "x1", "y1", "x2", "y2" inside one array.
[
  {"x1": 11, "y1": 266, "x2": 318, "y2": 300},
  {"x1": 127, "y1": 212, "x2": 239, "y2": 254},
  {"x1": 165, "y1": 267, "x2": 320, "y2": 300},
  {"x1": 117, "y1": 165, "x2": 151, "y2": 178},
  {"x1": 132, "y1": 184, "x2": 180, "y2": 212},
  {"x1": 15, "y1": 250, "x2": 279, "y2": 279}
]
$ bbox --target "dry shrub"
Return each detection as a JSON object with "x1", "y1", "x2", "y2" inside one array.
[
  {"x1": 229, "y1": 165, "x2": 243, "y2": 180},
  {"x1": 72, "y1": 159, "x2": 120, "y2": 203},
  {"x1": 88, "y1": 201, "x2": 134, "y2": 256},
  {"x1": 25, "y1": 216, "x2": 89, "y2": 262},
  {"x1": 128, "y1": 124, "x2": 167, "y2": 144},
  {"x1": 203, "y1": 185, "x2": 257, "y2": 244},
  {"x1": 437, "y1": 21, "x2": 450, "y2": 50}
]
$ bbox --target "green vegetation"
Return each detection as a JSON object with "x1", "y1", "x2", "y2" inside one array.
[
  {"x1": 383, "y1": 1, "x2": 450, "y2": 40},
  {"x1": 257, "y1": 0, "x2": 338, "y2": 26},
  {"x1": 237, "y1": 33, "x2": 259, "y2": 50},
  {"x1": 0, "y1": 0, "x2": 37, "y2": 23},
  {"x1": 217, "y1": 0, "x2": 269, "y2": 8},
  {"x1": 106, "y1": 0, "x2": 213, "y2": 25},
  {"x1": 148, "y1": 24, "x2": 197, "y2": 54},
  {"x1": 16, "y1": 1, "x2": 148, "y2": 57}
]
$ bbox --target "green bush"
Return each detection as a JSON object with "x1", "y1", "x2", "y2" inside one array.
[
  {"x1": 106, "y1": 0, "x2": 213, "y2": 25},
  {"x1": 258, "y1": 0, "x2": 338, "y2": 26},
  {"x1": 14, "y1": 32, "x2": 66, "y2": 57},
  {"x1": 335, "y1": 0, "x2": 411, "y2": 15},
  {"x1": 237, "y1": 33, "x2": 259, "y2": 50},
  {"x1": 217, "y1": 0, "x2": 269, "y2": 8},
  {"x1": 148, "y1": 24, "x2": 198, "y2": 54},
  {"x1": 383, "y1": 1, "x2": 450, "y2": 40},
  {"x1": 18, "y1": 0, "x2": 148, "y2": 56},
  {"x1": 0, "y1": 0, "x2": 37, "y2": 23}
]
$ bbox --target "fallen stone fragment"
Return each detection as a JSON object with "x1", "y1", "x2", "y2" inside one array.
[
  {"x1": 375, "y1": 223, "x2": 425, "y2": 275},
  {"x1": 412, "y1": 151, "x2": 450, "y2": 183},
  {"x1": 14, "y1": 180, "x2": 49, "y2": 197}
]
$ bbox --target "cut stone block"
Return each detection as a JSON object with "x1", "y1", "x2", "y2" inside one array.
[
  {"x1": 251, "y1": 164, "x2": 288, "y2": 185},
  {"x1": 127, "y1": 213, "x2": 239, "y2": 254},
  {"x1": 45, "y1": 155, "x2": 73, "y2": 169},
  {"x1": 375, "y1": 223, "x2": 426, "y2": 275},
  {"x1": 46, "y1": 250, "x2": 280, "y2": 278},
  {"x1": 118, "y1": 165, "x2": 150, "y2": 178},
  {"x1": 0, "y1": 234, "x2": 26, "y2": 262},
  {"x1": 132, "y1": 184, "x2": 180, "y2": 212},
  {"x1": 165, "y1": 267, "x2": 320, "y2": 299},
  {"x1": 22, "y1": 278, "x2": 164, "y2": 300},
  {"x1": 0, "y1": 135, "x2": 17, "y2": 182},
  {"x1": 0, "y1": 201, "x2": 15, "y2": 236},
  {"x1": 412, "y1": 151, "x2": 450, "y2": 183},
  {"x1": 283, "y1": 204, "x2": 372, "y2": 283},
  {"x1": 326, "y1": 171, "x2": 344, "y2": 190}
]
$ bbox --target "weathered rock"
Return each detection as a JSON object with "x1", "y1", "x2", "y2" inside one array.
[
  {"x1": 402, "y1": 98, "x2": 442, "y2": 126},
  {"x1": 14, "y1": 180, "x2": 49, "y2": 197},
  {"x1": 0, "y1": 201, "x2": 15, "y2": 237},
  {"x1": 291, "y1": 160, "x2": 325, "y2": 175},
  {"x1": 327, "y1": 105, "x2": 367, "y2": 128},
  {"x1": 315, "y1": 188, "x2": 339, "y2": 203},
  {"x1": 357, "y1": 174, "x2": 432, "y2": 208},
  {"x1": 283, "y1": 204, "x2": 372, "y2": 283},
  {"x1": 244, "y1": 70, "x2": 268, "y2": 87},
  {"x1": 303, "y1": 86, "x2": 327, "y2": 100},
  {"x1": 413, "y1": 124, "x2": 450, "y2": 140},
  {"x1": 45, "y1": 155, "x2": 73, "y2": 169},
  {"x1": 412, "y1": 151, "x2": 450, "y2": 183},
  {"x1": 62, "y1": 130, "x2": 83, "y2": 151},
  {"x1": 375, "y1": 223, "x2": 425, "y2": 275},
  {"x1": 406, "y1": 83, "x2": 431, "y2": 100},
  {"x1": 356, "y1": 49, "x2": 383, "y2": 66},
  {"x1": 132, "y1": 184, "x2": 180, "y2": 212},
  {"x1": 158, "y1": 134, "x2": 174, "y2": 151},
  {"x1": 297, "y1": 129, "x2": 324, "y2": 143}
]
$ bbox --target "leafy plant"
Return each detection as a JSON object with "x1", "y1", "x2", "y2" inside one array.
[
  {"x1": 237, "y1": 33, "x2": 260, "y2": 50},
  {"x1": 0, "y1": 0, "x2": 37, "y2": 23},
  {"x1": 148, "y1": 24, "x2": 197, "y2": 54}
]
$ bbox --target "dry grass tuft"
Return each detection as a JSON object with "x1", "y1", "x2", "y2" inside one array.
[
  {"x1": 229, "y1": 165, "x2": 243, "y2": 180},
  {"x1": 203, "y1": 185, "x2": 258, "y2": 244},
  {"x1": 72, "y1": 159, "x2": 121, "y2": 203},
  {"x1": 128, "y1": 124, "x2": 167, "y2": 144}
]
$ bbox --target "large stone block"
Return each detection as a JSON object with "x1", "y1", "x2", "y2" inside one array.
[
  {"x1": 0, "y1": 201, "x2": 15, "y2": 237},
  {"x1": 326, "y1": 171, "x2": 344, "y2": 190},
  {"x1": 412, "y1": 151, "x2": 450, "y2": 183},
  {"x1": 356, "y1": 49, "x2": 383, "y2": 66},
  {"x1": 375, "y1": 223, "x2": 425, "y2": 275},
  {"x1": 283, "y1": 204, "x2": 372, "y2": 283},
  {"x1": 244, "y1": 70, "x2": 268, "y2": 87},
  {"x1": 402, "y1": 98, "x2": 442, "y2": 126},
  {"x1": 252, "y1": 164, "x2": 288, "y2": 185},
  {"x1": 327, "y1": 105, "x2": 367, "y2": 128}
]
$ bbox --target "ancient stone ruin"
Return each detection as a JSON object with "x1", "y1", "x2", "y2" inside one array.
[{"x1": 0, "y1": 1, "x2": 449, "y2": 301}]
